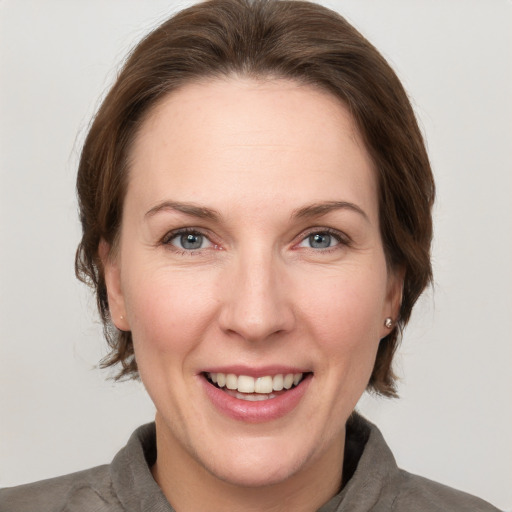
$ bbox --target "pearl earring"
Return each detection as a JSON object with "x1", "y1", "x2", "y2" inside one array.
[{"x1": 384, "y1": 317, "x2": 393, "y2": 329}]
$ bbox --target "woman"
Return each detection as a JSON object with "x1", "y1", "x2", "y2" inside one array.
[{"x1": 1, "y1": 1, "x2": 504, "y2": 510}]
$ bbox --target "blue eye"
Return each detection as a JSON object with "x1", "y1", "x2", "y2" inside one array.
[
  {"x1": 180, "y1": 233, "x2": 204, "y2": 250},
  {"x1": 310, "y1": 233, "x2": 332, "y2": 248},
  {"x1": 167, "y1": 231, "x2": 212, "y2": 250},
  {"x1": 298, "y1": 231, "x2": 341, "y2": 249}
]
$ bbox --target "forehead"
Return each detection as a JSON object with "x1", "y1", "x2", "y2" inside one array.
[{"x1": 127, "y1": 77, "x2": 378, "y2": 220}]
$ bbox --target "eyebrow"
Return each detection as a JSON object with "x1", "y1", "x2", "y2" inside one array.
[
  {"x1": 292, "y1": 201, "x2": 370, "y2": 222},
  {"x1": 145, "y1": 201, "x2": 220, "y2": 221},
  {"x1": 145, "y1": 199, "x2": 369, "y2": 223}
]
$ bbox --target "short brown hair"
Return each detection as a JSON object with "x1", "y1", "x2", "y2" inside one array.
[{"x1": 76, "y1": 0, "x2": 434, "y2": 397}]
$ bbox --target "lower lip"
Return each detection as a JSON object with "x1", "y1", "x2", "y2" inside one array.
[{"x1": 201, "y1": 374, "x2": 311, "y2": 423}]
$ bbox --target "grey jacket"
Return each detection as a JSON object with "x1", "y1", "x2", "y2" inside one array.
[{"x1": 1, "y1": 414, "x2": 500, "y2": 511}]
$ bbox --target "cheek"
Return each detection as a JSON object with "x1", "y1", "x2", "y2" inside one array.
[
  {"x1": 123, "y1": 267, "x2": 218, "y2": 356},
  {"x1": 296, "y1": 266, "x2": 388, "y2": 357}
]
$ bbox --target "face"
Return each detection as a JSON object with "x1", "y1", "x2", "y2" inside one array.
[{"x1": 103, "y1": 78, "x2": 401, "y2": 489}]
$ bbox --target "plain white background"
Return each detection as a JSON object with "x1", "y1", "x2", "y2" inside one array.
[{"x1": 1, "y1": 1, "x2": 511, "y2": 509}]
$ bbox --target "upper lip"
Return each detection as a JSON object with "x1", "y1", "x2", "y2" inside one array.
[{"x1": 200, "y1": 365, "x2": 312, "y2": 378}]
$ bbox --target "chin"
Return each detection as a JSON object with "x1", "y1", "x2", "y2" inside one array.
[{"x1": 206, "y1": 453, "x2": 305, "y2": 489}]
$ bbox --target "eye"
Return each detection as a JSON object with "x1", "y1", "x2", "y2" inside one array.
[
  {"x1": 164, "y1": 230, "x2": 213, "y2": 251},
  {"x1": 297, "y1": 230, "x2": 345, "y2": 250}
]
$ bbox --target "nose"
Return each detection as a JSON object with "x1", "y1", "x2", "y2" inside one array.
[{"x1": 218, "y1": 247, "x2": 295, "y2": 343}]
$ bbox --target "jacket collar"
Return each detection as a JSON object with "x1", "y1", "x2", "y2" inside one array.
[{"x1": 110, "y1": 412, "x2": 398, "y2": 512}]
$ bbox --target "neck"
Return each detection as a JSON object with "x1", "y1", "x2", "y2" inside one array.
[{"x1": 151, "y1": 415, "x2": 345, "y2": 512}]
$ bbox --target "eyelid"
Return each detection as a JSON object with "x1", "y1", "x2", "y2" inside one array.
[
  {"x1": 161, "y1": 227, "x2": 218, "y2": 251},
  {"x1": 294, "y1": 227, "x2": 352, "y2": 249},
  {"x1": 159, "y1": 226, "x2": 351, "y2": 252},
  {"x1": 162, "y1": 227, "x2": 205, "y2": 243}
]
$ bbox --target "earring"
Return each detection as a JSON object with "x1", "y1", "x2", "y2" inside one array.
[
  {"x1": 120, "y1": 315, "x2": 124, "y2": 321},
  {"x1": 384, "y1": 317, "x2": 393, "y2": 329}
]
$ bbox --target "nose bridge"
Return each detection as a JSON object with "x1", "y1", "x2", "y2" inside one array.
[{"x1": 219, "y1": 243, "x2": 294, "y2": 341}]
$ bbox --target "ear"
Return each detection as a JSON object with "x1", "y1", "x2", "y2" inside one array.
[
  {"x1": 99, "y1": 239, "x2": 130, "y2": 331},
  {"x1": 380, "y1": 266, "x2": 405, "y2": 338}
]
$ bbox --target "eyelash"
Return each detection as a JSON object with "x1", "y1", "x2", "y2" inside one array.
[
  {"x1": 160, "y1": 227, "x2": 351, "y2": 254},
  {"x1": 161, "y1": 228, "x2": 216, "y2": 255},
  {"x1": 295, "y1": 227, "x2": 351, "y2": 252}
]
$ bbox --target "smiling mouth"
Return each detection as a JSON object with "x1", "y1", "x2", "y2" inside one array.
[{"x1": 204, "y1": 372, "x2": 308, "y2": 401}]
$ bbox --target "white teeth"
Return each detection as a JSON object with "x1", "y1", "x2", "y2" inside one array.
[
  {"x1": 227, "y1": 390, "x2": 277, "y2": 401},
  {"x1": 226, "y1": 373, "x2": 237, "y2": 390},
  {"x1": 283, "y1": 374, "x2": 294, "y2": 389},
  {"x1": 208, "y1": 372, "x2": 304, "y2": 394},
  {"x1": 272, "y1": 374, "x2": 284, "y2": 391},
  {"x1": 237, "y1": 375, "x2": 255, "y2": 393},
  {"x1": 254, "y1": 376, "x2": 273, "y2": 394}
]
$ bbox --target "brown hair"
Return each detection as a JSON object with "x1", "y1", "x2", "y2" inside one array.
[{"x1": 76, "y1": 0, "x2": 434, "y2": 397}]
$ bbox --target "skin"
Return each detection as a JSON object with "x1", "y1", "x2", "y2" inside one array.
[{"x1": 102, "y1": 77, "x2": 402, "y2": 512}]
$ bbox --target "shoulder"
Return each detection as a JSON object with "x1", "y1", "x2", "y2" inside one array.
[
  {"x1": 339, "y1": 413, "x2": 501, "y2": 512},
  {"x1": 0, "y1": 465, "x2": 122, "y2": 512},
  {"x1": 0, "y1": 422, "x2": 163, "y2": 512},
  {"x1": 389, "y1": 469, "x2": 501, "y2": 512}
]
